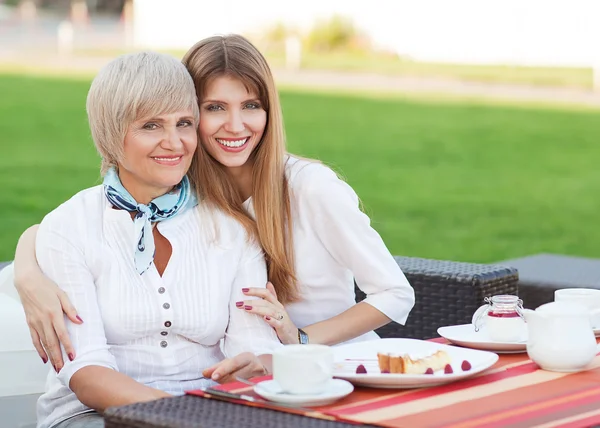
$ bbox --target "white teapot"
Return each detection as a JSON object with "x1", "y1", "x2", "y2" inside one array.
[{"x1": 524, "y1": 301, "x2": 598, "y2": 372}]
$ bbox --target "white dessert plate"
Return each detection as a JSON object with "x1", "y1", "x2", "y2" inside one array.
[
  {"x1": 437, "y1": 324, "x2": 528, "y2": 353},
  {"x1": 253, "y1": 379, "x2": 354, "y2": 407},
  {"x1": 332, "y1": 338, "x2": 498, "y2": 389}
]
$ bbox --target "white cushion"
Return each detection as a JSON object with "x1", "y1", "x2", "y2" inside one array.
[
  {"x1": 0, "y1": 265, "x2": 48, "y2": 397},
  {"x1": 0, "y1": 263, "x2": 19, "y2": 302}
]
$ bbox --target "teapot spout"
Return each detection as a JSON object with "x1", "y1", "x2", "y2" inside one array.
[{"x1": 522, "y1": 308, "x2": 546, "y2": 330}]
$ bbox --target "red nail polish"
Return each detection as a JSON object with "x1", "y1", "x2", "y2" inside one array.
[
  {"x1": 68, "y1": 353, "x2": 75, "y2": 361},
  {"x1": 265, "y1": 316, "x2": 271, "y2": 320},
  {"x1": 235, "y1": 301, "x2": 244, "y2": 307},
  {"x1": 76, "y1": 315, "x2": 84, "y2": 323},
  {"x1": 41, "y1": 356, "x2": 48, "y2": 364},
  {"x1": 54, "y1": 365, "x2": 61, "y2": 374},
  {"x1": 242, "y1": 288, "x2": 249, "y2": 292},
  {"x1": 244, "y1": 305, "x2": 252, "y2": 310}
]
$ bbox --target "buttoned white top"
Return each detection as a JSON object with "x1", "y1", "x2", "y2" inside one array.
[
  {"x1": 246, "y1": 157, "x2": 416, "y2": 344},
  {"x1": 35, "y1": 186, "x2": 282, "y2": 428}
]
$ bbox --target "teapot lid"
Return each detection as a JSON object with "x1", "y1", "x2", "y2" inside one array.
[{"x1": 536, "y1": 301, "x2": 587, "y2": 316}]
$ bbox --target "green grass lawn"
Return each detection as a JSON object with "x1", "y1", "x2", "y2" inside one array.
[{"x1": 2, "y1": 73, "x2": 600, "y2": 263}]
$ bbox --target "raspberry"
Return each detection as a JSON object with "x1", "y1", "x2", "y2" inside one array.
[
  {"x1": 425, "y1": 368, "x2": 434, "y2": 375},
  {"x1": 444, "y1": 364, "x2": 453, "y2": 374},
  {"x1": 461, "y1": 360, "x2": 472, "y2": 371},
  {"x1": 355, "y1": 364, "x2": 367, "y2": 374}
]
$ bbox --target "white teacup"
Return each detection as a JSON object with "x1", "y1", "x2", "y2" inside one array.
[
  {"x1": 272, "y1": 344, "x2": 333, "y2": 395},
  {"x1": 555, "y1": 288, "x2": 600, "y2": 329}
]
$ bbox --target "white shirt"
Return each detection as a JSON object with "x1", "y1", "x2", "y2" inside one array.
[
  {"x1": 246, "y1": 157, "x2": 416, "y2": 344},
  {"x1": 35, "y1": 186, "x2": 282, "y2": 428}
]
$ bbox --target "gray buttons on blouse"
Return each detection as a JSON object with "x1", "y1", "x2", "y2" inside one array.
[
  {"x1": 163, "y1": 303, "x2": 170, "y2": 310},
  {"x1": 160, "y1": 341, "x2": 168, "y2": 348},
  {"x1": 158, "y1": 287, "x2": 165, "y2": 294}
]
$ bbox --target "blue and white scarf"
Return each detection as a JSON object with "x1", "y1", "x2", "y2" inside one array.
[{"x1": 103, "y1": 167, "x2": 197, "y2": 275}]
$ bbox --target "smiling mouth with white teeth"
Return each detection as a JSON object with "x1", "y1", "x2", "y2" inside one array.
[
  {"x1": 153, "y1": 156, "x2": 182, "y2": 161},
  {"x1": 151, "y1": 155, "x2": 183, "y2": 166},
  {"x1": 216, "y1": 138, "x2": 249, "y2": 148}
]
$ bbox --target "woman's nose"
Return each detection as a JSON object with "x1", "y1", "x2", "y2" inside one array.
[
  {"x1": 162, "y1": 127, "x2": 184, "y2": 150},
  {"x1": 224, "y1": 110, "x2": 245, "y2": 134}
]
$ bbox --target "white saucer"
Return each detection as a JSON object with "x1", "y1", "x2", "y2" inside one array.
[
  {"x1": 254, "y1": 379, "x2": 354, "y2": 407},
  {"x1": 437, "y1": 324, "x2": 527, "y2": 353}
]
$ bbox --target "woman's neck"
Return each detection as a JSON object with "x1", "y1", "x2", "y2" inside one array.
[{"x1": 228, "y1": 162, "x2": 254, "y2": 201}]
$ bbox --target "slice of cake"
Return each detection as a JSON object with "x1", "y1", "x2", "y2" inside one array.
[{"x1": 377, "y1": 350, "x2": 452, "y2": 374}]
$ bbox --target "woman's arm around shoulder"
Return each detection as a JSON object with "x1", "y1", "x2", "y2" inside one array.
[{"x1": 13, "y1": 224, "x2": 81, "y2": 370}]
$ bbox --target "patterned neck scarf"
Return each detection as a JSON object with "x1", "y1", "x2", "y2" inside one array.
[{"x1": 103, "y1": 167, "x2": 197, "y2": 275}]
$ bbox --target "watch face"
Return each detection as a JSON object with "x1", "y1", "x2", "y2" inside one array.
[{"x1": 298, "y1": 329, "x2": 309, "y2": 344}]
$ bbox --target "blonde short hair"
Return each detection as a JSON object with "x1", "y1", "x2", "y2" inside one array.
[{"x1": 86, "y1": 51, "x2": 199, "y2": 174}]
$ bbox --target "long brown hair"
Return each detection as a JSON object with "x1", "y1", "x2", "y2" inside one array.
[{"x1": 182, "y1": 34, "x2": 298, "y2": 304}]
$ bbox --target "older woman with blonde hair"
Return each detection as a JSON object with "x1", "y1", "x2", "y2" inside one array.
[
  {"x1": 31, "y1": 51, "x2": 280, "y2": 428},
  {"x1": 11, "y1": 34, "x2": 415, "y2": 372}
]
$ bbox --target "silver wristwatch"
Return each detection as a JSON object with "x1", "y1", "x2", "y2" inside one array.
[{"x1": 297, "y1": 328, "x2": 309, "y2": 344}]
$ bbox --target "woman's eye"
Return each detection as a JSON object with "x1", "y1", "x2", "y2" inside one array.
[
  {"x1": 206, "y1": 104, "x2": 224, "y2": 112},
  {"x1": 143, "y1": 123, "x2": 158, "y2": 130},
  {"x1": 177, "y1": 120, "x2": 193, "y2": 127},
  {"x1": 244, "y1": 102, "x2": 261, "y2": 110}
]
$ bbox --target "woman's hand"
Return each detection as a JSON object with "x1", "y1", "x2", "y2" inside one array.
[
  {"x1": 202, "y1": 352, "x2": 268, "y2": 384},
  {"x1": 15, "y1": 273, "x2": 81, "y2": 372},
  {"x1": 236, "y1": 282, "x2": 299, "y2": 344}
]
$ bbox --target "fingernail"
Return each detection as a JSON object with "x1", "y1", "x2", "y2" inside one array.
[
  {"x1": 242, "y1": 288, "x2": 249, "y2": 293},
  {"x1": 244, "y1": 305, "x2": 252, "y2": 310},
  {"x1": 68, "y1": 353, "x2": 75, "y2": 361},
  {"x1": 265, "y1": 316, "x2": 271, "y2": 320},
  {"x1": 54, "y1": 365, "x2": 61, "y2": 374},
  {"x1": 235, "y1": 301, "x2": 244, "y2": 307},
  {"x1": 212, "y1": 373, "x2": 220, "y2": 380},
  {"x1": 76, "y1": 315, "x2": 84, "y2": 323},
  {"x1": 41, "y1": 356, "x2": 48, "y2": 364}
]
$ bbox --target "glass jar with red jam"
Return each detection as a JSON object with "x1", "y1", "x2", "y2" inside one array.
[{"x1": 473, "y1": 295, "x2": 525, "y2": 342}]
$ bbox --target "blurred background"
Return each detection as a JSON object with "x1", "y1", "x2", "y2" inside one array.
[{"x1": 1, "y1": 0, "x2": 600, "y2": 264}]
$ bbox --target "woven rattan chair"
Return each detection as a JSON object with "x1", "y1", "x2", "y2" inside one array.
[{"x1": 356, "y1": 256, "x2": 519, "y2": 340}]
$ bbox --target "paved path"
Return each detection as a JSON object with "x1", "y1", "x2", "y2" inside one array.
[
  {"x1": 2, "y1": 52, "x2": 599, "y2": 109},
  {"x1": 273, "y1": 69, "x2": 600, "y2": 108}
]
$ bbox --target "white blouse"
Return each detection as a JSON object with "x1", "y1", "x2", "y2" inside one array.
[
  {"x1": 246, "y1": 156, "x2": 415, "y2": 344},
  {"x1": 35, "y1": 186, "x2": 282, "y2": 428}
]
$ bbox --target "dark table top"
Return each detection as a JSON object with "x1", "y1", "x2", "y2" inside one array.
[{"x1": 104, "y1": 395, "x2": 364, "y2": 428}]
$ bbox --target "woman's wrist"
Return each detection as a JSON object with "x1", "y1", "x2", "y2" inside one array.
[{"x1": 14, "y1": 263, "x2": 40, "y2": 291}]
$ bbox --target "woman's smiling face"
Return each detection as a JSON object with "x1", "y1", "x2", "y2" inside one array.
[{"x1": 198, "y1": 75, "x2": 267, "y2": 171}]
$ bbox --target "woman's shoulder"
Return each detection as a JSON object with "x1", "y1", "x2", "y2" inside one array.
[
  {"x1": 284, "y1": 155, "x2": 338, "y2": 191},
  {"x1": 41, "y1": 186, "x2": 105, "y2": 226}
]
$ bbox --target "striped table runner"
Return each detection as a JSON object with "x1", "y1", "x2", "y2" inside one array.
[{"x1": 188, "y1": 342, "x2": 600, "y2": 428}]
